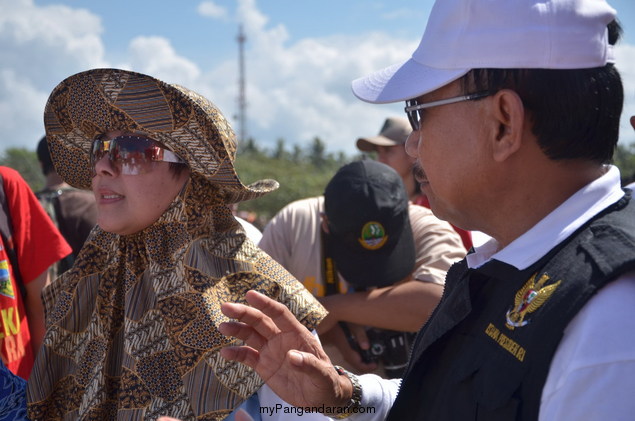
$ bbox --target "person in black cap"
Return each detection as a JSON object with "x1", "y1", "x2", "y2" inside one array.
[{"x1": 259, "y1": 160, "x2": 465, "y2": 377}]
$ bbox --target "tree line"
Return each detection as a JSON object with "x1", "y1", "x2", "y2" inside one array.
[
  {"x1": 0, "y1": 137, "x2": 362, "y2": 228},
  {"x1": 3, "y1": 137, "x2": 635, "y2": 229}
]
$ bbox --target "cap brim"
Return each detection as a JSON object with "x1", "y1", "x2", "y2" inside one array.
[
  {"x1": 327, "y1": 218, "x2": 416, "y2": 289},
  {"x1": 356, "y1": 136, "x2": 400, "y2": 152},
  {"x1": 351, "y1": 58, "x2": 470, "y2": 104}
]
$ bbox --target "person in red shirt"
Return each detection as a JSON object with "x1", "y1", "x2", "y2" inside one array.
[{"x1": 0, "y1": 166, "x2": 71, "y2": 379}]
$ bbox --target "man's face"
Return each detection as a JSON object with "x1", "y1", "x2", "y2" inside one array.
[{"x1": 404, "y1": 80, "x2": 490, "y2": 229}]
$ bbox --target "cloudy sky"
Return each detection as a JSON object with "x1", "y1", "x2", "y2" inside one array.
[{"x1": 2, "y1": 0, "x2": 635, "y2": 156}]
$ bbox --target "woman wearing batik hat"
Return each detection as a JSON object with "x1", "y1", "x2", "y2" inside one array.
[{"x1": 26, "y1": 69, "x2": 327, "y2": 421}]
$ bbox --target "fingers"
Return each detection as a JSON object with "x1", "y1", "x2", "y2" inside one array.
[
  {"x1": 221, "y1": 300, "x2": 282, "y2": 341},
  {"x1": 221, "y1": 291, "x2": 306, "y2": 339},
  {"x1": 220, "y1": 345, "x2": 260, "y2": 369},
  {"x1": 349, "y1": 323, "x2": 370, "y2": 349},
  {"x1": 218, "y1": 321, "x2": 267, "y2": 350},
  {"x1": 244, "y1": 290, "x2": 309, "y2": 333}
]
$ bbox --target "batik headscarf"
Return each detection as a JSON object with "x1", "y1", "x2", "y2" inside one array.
[{"x1": 27, "y1": 69, "x2": 326, "y2": 420}]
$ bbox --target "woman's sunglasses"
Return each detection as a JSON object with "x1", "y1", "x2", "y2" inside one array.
[{"x1": 91, "y1": 135, "x2": 184, "y2": 175}]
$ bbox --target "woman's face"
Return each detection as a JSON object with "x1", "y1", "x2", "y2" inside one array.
[{"x1": 91, "y1": 131, "x2": 190, "y2": 235}]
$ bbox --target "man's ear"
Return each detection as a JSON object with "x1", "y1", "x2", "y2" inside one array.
[{"x1": 490, "y1": 89, "x2": 526, "y2": 162}]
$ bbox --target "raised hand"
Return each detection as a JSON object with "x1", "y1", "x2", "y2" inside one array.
[{"x1": 219, "y1": 290, "x2": 353, "y2": 409}]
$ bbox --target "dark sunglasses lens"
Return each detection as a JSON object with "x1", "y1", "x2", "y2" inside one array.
[
  {"x1": 111, "y1": 138, "x2": 154, "y2": 162},
  {"x1": 91, "y1": 135, "x2": 177, "y2": 175},
  {"x1": 113, "y1": 137, "x2": 163, "y2": 175},
  {"x1": 91, "y1": 139, "x2": 107, "y2": 173}
]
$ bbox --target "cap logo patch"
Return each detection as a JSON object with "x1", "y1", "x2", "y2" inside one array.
[{"x1": 358, "y1": 221, "x2": 388, "y2": 250}]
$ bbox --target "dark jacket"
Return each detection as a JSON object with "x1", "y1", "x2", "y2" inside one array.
[{"x1": 387, "y1": 192, "x2": 635, "y2": 421}]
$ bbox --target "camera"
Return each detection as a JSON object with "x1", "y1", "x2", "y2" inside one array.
[{"x1": 341, "y1": 323, "x2": 414, "y2": 378}]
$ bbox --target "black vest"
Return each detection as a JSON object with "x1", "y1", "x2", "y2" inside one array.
[{"x1": 387, "y1": 192, "x2": 635, "y2": 421}]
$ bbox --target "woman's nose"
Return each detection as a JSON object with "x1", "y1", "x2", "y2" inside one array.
[{"x1": 93, "y1": 154, "x2": 117, "y2": 176}]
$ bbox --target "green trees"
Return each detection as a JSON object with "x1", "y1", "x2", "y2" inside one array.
[
  {"x1": 0, "y1": 148, "x2": 44, "y2": 191},
  {"x1": 234, "y1": 137, "x2": 357, "y2": 227},
  {"x1": 614, "y1": 143, "x2": 635, "y2": 184},
  {"x1": 4, "y1": 137, "x2": 635, "y2": 228}
]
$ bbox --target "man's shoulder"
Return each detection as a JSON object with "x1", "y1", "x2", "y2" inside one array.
[
  {"x1": 407, "y1": 202, "x2": 455, "y2": 232},
  {"x1": 262, "y1": 196, "x2": 322, "y2": 238},
  {"x1": 408, "y1": 202, "x2": 434, "y2": 217},
  {"x1": 276, "y1": 196, "x2": 323, "y2": 218}
]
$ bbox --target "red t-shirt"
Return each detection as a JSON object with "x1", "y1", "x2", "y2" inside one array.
[
  {"x1": 0, "y1": 166, "x2": 71, "y2": 379},
  {"x1": 414, "y1": 195, "x2": 473, "y2": 250}
]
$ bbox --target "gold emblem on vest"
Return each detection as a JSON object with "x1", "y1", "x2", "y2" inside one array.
[{"x1": 506, "y1": 273, "x2": 561, "y2": 330}]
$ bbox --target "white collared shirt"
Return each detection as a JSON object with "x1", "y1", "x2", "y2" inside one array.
[
  {"x1": 356, "y1": 166, "x2": 635, "y2": 420},
  {"x1": 466, "y1": 165, "x2": 635, "y2": 420}
]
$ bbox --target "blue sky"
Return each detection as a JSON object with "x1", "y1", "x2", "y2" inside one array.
[{"x1": 2, "y1": 0, "x2": 635, "y2": 156}]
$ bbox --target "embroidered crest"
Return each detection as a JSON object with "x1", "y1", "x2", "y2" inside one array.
[
  {"x1": 505, "y1": 273, "x2": 561, "y2": 330},
  {"x1": 358, "y1": 221, "x2": 388, "y2": 250}
]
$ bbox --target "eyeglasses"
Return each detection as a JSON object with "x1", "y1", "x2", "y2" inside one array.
[
  {"x1": 91, "y1": 135, "x2": 184, "y2": 176},
  {"x1": 404, "y1": 91, "x2": 492, "y2": 131}
]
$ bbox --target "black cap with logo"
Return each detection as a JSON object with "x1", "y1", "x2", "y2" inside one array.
[{"x1": 323, "y1": 160, "x2": 415, "y2": 288}]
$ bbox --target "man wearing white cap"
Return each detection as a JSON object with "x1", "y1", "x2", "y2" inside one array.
[{"x1": 218, "y1": 1, "x2": 635, "y2": 420}]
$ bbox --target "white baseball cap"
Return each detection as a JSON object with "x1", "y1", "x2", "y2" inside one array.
[{"x1": 352, "y1": 0, "x2": 617, "y2": 104}]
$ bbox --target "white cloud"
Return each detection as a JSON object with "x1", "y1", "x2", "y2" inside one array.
[
  {"x1": 197, "y1": 0, "x2": 416, "y2": 154},
  {"x1": 0, "y1": 69, "x2": 49, "y2": 137},
  {"x1": 197, "y1": 1, "x2": 228, "y2": 20},
  {"x1": 124, "y1": 37, "x2": 202, "y2": 88},
  {"x1": 0, "y1": 0, "x2": 107, "y2": 150},
  {"x1": 1, "y1": 0, "x2": 634, "y2": 159}
]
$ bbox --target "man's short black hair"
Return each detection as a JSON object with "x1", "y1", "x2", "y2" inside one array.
[
  {"x1": 36, "y1": 136, "x2": 55, "y2": 175},
  {"x1": 461, "y1": 20, "x2": 623, "y2": 165}
]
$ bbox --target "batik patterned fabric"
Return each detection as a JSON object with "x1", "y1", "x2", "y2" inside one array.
[
  {"x1": 26, "y1": 173, "x2": 326, "y2": 420},
  {"x1": 42, "y1": 68, "x2": 278, "y2": 204},
  {"x1": 0, "y1": 360, "x2": 27, "y2": 420}
]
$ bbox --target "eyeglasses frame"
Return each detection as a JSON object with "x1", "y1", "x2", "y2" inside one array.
[{"x1": 404, "y1": 91, "x2": 492, "y2": 131}]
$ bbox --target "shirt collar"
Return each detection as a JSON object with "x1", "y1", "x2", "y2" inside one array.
[{"x1": 467, "y1": 165, "x2": 625, "y2": 270}]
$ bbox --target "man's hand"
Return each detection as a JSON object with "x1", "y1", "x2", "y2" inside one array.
[{"x1": 219, "y1": 290, "x2": 353, "y2": 409}]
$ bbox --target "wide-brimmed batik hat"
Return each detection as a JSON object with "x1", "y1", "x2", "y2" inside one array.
[{"x1": 43, "y1": 68, "x2": 278, "y2": 203}]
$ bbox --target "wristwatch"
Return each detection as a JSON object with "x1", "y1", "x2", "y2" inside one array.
[{"x1": 331, "y1": 365, "x2": 362, "y2": 419}]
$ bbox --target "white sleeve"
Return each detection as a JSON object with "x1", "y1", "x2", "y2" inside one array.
[
  {"x1": 539, "y1": 272, "x2": 635, "y2": 421},
  {"x1": 347, "y1": 374, "x2": 400, "y2": 421}
]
